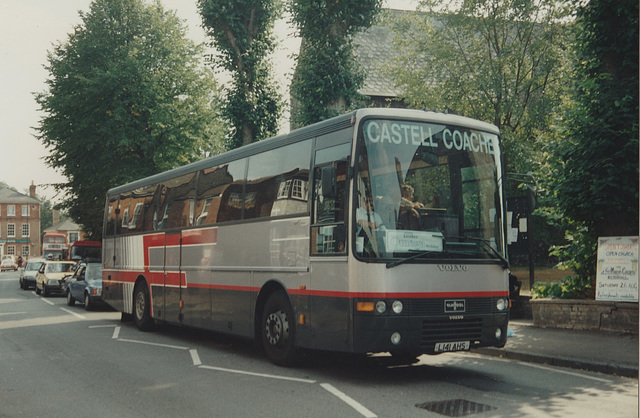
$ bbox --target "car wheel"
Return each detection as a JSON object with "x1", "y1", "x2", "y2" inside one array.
[
  {"x1": 133, "y1": 282, "x2": 154, "y2": 331},
  {"x1": 261, "y1": 290, "x2": 300, "y2": 366},
  {"x1": 43, "y1": 287, "x2": 49, "y2": 297},
  {"x1": 84, "y1": 292, "x2": 92, "y2": 311},
  {"x1": 66, "y1": 290, "x2": 75, "y2": 306}
]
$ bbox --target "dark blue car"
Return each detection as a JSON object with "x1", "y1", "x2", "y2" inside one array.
[{"x1": 65, "y1": 263, "x2": 103, "y2": 310}]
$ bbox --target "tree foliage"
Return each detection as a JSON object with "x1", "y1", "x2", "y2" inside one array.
[
  {"x1": 35, "y1": 0, "x2": 223, "y2": 239},
  {"x1": 389, "y1": 0, "x2": 571, "y2": 178},
  {"x1": 289, "y1": 0, "x2": 382, "y2": 128},
  {"x1": 543, "y1": 0, "x2": 639, "y2": 282},
  {"x1": 199, "y1": 0, "x2": 283, "y2": 148},
  {"x1": 548, "y1": 0, "x2": 638, "y2": 238}
]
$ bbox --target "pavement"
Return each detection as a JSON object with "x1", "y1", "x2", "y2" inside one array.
[{"x1": 474, "y1": 319, "x2": 639, "y2": 378}]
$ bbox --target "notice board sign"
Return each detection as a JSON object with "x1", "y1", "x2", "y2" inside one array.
[{"x1": 596, "y1": 236, "x2": 639, "y2": 302}]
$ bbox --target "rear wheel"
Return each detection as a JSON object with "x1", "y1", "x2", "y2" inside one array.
[
  {"x1": 133, "y1": 282, "x2": 154, "y2": 331},
  {"x1": 84, "y1": 292, "x2": 92, "y2": 311},
  {"x1": 66, "y1": 290, "x2": 75, "y2": 306},
  {"x1": 261, "y1": 290, "x2": 299, "y2": 366}
]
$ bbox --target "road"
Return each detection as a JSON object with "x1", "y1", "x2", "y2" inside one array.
[{"x1": 0, "y1": 270, "x2": 637, "y2": 417}]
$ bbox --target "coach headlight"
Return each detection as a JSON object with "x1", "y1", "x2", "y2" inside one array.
[
  {"x1": 375, "y1": 301, "x2": 387, "y2": 314},
  {"x1": 392, "y1": 300, "x2": 403, "y2": 314},
  {"x1": 496, "y1": 298, "x2": 508, "y2": 311}
]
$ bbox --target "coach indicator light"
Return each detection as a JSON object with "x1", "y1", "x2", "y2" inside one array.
[{"x1": 357, "y1": 302, "x2": 375, "y2": 312}]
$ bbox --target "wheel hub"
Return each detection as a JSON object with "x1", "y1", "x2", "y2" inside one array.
[
  {"x1": 265, "y1": 310, "x2": 289, "y2": 346},
  {"x1": 135, "y1": 291, "x2": 145, "y2": 319}
]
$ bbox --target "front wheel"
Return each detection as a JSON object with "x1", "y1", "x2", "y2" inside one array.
[
  {"x1": 261, "y1": 290, "x2": 299, "y2": 366},
  {"x1": 133, "y1": 282, "x2": 154, "y2": 332}
]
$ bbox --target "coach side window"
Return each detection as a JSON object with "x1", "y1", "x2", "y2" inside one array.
[
  {"x1": 158, "y1": 172, "x2": 198, "y2": 230},
  {"x1": 104, "y1": 197, "x2": 119, "y2": 237},
  {"x1": 245, "y1": 140, "x2": 312, "y2": 220},
  {"x1": 197, "y1": 159, "x2": 247, "y2": 225}
]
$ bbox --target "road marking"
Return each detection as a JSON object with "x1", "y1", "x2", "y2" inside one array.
[
  {"x1": 320, "y1": 383, "x2": 377, "y2": 418},
  {"x1": 522, "y1": 362, "x2": 613, "y2": 383},
  {"x1": 199, "y1": 365, "x2": 317, "y2": 384},
  {"x1": 60, "y1": 307, "x2": 85, "y2": 319},
  {"x1": 112, "y1": 326, "x2": 121, "y2": 339},
  {"x1": 40, "y1": 298, "x2": 55, "y2": 306},
  {"x1": 190, "y1": 349, "x2": 201, "y2": 366},
  {"x1": 461, "y1": 352, "x2": 614, "y2": 384},
  {"x1": 118, "y1": 338, "x2": 190, "y2": 350}
]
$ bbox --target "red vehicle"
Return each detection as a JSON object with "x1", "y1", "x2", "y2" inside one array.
[
  {"x1": 42, "y1": 233, "x2": 68, "y2": 260},
  {"x1": 69, "y1": 240, "x2": 102, "y2": 262}
]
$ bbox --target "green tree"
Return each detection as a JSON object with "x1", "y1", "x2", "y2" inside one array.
[
  {"x1": 389, "y1": 0, "x2": 571, "y2": 178},
  {"x1": 545, "y1": 0, "x2": 639, "y2": 281},
  {"x1": 35, "y1": 0, "x2": 223, "y2": 240},
  {"x1": 198, "y1": 0, "x2": 283, "y2": 148},
  {"x1": 289, "y1": 0, "x2": 382, "y2": 128}
]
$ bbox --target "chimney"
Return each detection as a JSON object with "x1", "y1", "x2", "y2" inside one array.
[
  {"x1": 29, "y1": 181, "x2": 36, "y2": 198},
  {"x1": 52, "y1": 209, "x2": 60, "y2": 226}
]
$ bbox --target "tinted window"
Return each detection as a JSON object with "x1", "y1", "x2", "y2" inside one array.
[
  {"x1": 245, "y1": 140, "x2": 311, "y2": 220},
  {"x1": 196, "y1": 159, "x2": 247, "y2": 225},
  {"x1": 155, "y1": 172, "x2": 198, "y2": 230}
]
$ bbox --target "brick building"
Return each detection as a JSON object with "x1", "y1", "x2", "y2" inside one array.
[{"x1": 0, "y1": 183, "x2": 41, "y2": 259}]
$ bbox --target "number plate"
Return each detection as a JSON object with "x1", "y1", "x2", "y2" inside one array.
[{"x1": 434, "y1": 341, "x2": 470, "y2": 353}]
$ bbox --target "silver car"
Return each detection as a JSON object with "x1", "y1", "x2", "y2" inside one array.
[{"x1": 20, "y1": 258, "x2": 46, "y2": 290}]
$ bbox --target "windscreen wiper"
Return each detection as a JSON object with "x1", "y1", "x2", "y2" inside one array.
[
  {"x1": 386, "y1": 251, "x2": 437, "y2": 269},
  {"x1": 467, "y1": 237, "x2": 510, "y2": 269}
]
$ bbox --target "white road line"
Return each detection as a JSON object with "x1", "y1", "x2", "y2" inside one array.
[
  {"x1": 522, "y1": 362, "x2": 613, "y2": 383},
  {"x1": 117, "y1": 338, "x2": 190, "y2": 350},
  {"x1": 112, "y1": 326, "x2": 121, "y2": 339},
  {"x1": 190, "y1": 349, "x2": 201, "y2": 366},
  {"x1": 199, "y1": 365, "x2": 316, "y2": 384},
  {"x1": 320, "y1": 383, "x2": 377, "y2": 418},
  {"x1": 40, "y1": 298, "x2": 55, "y2": 306},
  {"x1": 60, "y1": 307, "x2": 86, "y2": 319},
  {"x1": 88, "y1": 325, "x2": 118, "y2": 328}
]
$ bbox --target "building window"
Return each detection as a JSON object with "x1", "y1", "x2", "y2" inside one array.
[
  {"x1": 69, "y1": 232, "x2": 79, "y2": 244},
  {"x1": 22, "y1": 246, "x2": 29, "y2": 257},
  {"x1": 22, "y1": 205, "x2": 30, "y2": 217},
  {"x1": 7, "y1": 205, "x2": 16, "y2": 216},
  {"x1": 21, "y1": 224, "x2": 29, "y2": 237},
  {"x1": 7, "y1": 224, "x2": 15, "y2": 237},
  {"x1": 7, "y1": 245, "x2": 15, "y2": 255}
]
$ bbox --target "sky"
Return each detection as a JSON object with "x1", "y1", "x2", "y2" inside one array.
[{"x1": 0, "y1": 0, "x2": 416, "y2": 205}]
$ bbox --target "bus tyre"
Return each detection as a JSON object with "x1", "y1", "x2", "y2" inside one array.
[
  {"x1": 133, "y1": 282, "x2": 155, "y2": 332},
  {"x1": 261, "y1": 290, "x2": 299, "y2": 366}
]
